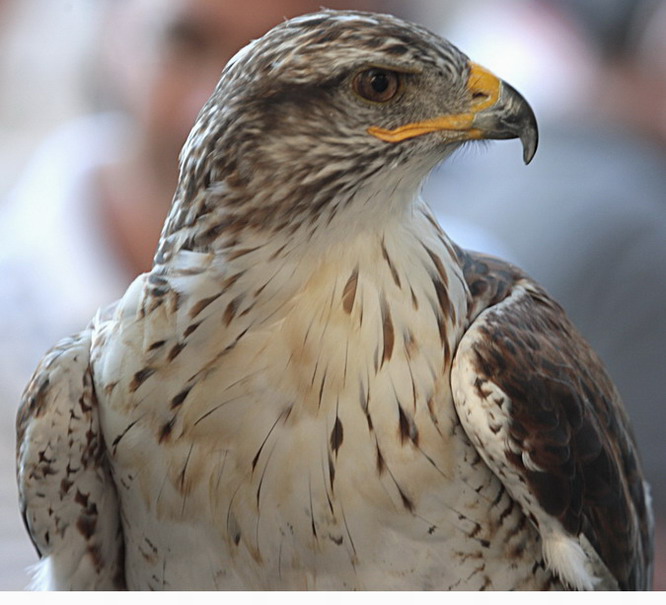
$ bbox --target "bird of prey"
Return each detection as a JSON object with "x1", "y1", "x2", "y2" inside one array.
[{"x1": 17, "y1": 10, "x2": 653, "y2": 591}]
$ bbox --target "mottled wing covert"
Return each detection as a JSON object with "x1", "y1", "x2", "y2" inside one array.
[
  {"x1": 451, "y1": 251, "x2": 653, "y2": 590},
  {"x1": 16, "y1": 328, "x2": 125, "y2": 589}
]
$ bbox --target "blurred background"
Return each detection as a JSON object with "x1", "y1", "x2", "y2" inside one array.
[{"x1": 0, "y1": 0, "x2": 663, "y2": 591}]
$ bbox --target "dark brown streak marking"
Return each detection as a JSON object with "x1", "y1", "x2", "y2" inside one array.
[
  {"x1": 318, "y1": 368, "x2": 328, "y2": 409},
  {"x1": 167, "y1": 342, "x2": 186, "y2": 362},
  {"x1": 253, "y1": 281, "x2": 270, "y2": 298},
  {"x1": 183, "y1": 322, "x2": 201, "y2": 338},
  {"x1": 423, "y1": 245, "x2": 449, "y2": 286},
  {"x1": 251, "y1": 412, "x2": 286, "y2": 473},
  {"x1": 189, "y1": 292, "x2": 223, "y2": 319},
  {"x1": 178, "y1": 443, "x2": 195, "y2": 497},
  {"x1": 129, "y1": 367, "x2": 156, "y2": 393},
  {"x1": 269, "y1": 242, "x2": 288, "y2": 261},
  {"x1": 342, "y1": 267, "x2": 359, "y2": 314},
  {"x1": 171, "y1": 385, "x2": 192, "y2": 408},
  {"x1": 223, "y1": 295, "x2": 243, "y2": 326},
  {"x1": 148, "y1": 340, "x2": 166, "y2": 352},
  {"x1": 423, "y1": 209, "x2": 445, "y2": 235},
  {"x1": 491, "y1": 483, "x2": 504, "y2": 508},
  {"x1": 221, "y1": 326, "x2": 249, "y2": 356},
  {"x1": 310, "y1": 357, "x2": 321, "y2": 384},
  {"x1": 342, "y1": 343, "x2": 349, "y2": 388},
  {"x1": 376, "y1": 442, "x2": 386, "y2": 475},
  {"x1": 410, "y1": 286, "x2": 419, "y2": 310},
  {"x1": 381, "y1": 239, "x2": 401, "y2": 288},
  {"x1": 243, "y1": 270, "x2": 284, "y2": 302},
  {"x1": 255, "y1": 433, "x2": 283, "y2": 509},
  {"x1": 358, "y1": 291, "x2": 364, "y2": 327},
  {"x1": 60, "y1": 477, "x2": 73, "y2": 497},
  {"x1": 308, "y1": 476, "x2": 318, "y2": 540},
  {"x1": 328, "y1": 453, "x2": 336, "y2": 493},
  {"x1": 433, "y1": 279, "x2": 451, "y2": 321},
  {"x1": 405, "y1": 358, "x2": 418, "y2": 412},
  {"x1": 111, "y1": 418, "x2": 142, "y2": 454},
  {"x1": 415, "y1": 443, "x2": 451, "y2": 480},
  {"x1": 373, "y1": 423, "x2": 422, "y2": 514},
  {"x1": 389, "y1": 467, "x2": 415, "y2": 513},
  {"x1": 464, "y1": 563, "x2": 487, "y2": 583},
  {"x1": 75, "y1": 491, "x2": 98, "y2": 540},
  {"x1": 397, "y1": 404, "x2": 418, "y2": 446},
  {"x1": 330, "y1": 415, "x2": 344, "y2": 456},
  {"x1": 301, "y1": 315, "x2": 317, "y2": 349},
  {"x1": 239, "y1": 302, "x2": 255, "y2": 318},
  {"x1": 159, "y1": 417, "x2": 176, "y2": 443},
  {"x1": 223, "y1": 271, "x2": 244, "y2": 289},
  {"x1": 380, "y1": 294, "x2": 394, "y2": 367},
  {"x1": 438, "y1": 233, "x2": 458, "y2": 260},
  {"x1": 442, "y1": 334, "x2": 451, "y2": 373},
  {"x1": 496, "y1": 496, "x2": 515, "y2": 528}
]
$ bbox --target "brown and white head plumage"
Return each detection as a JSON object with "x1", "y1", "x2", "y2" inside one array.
[{"x1": 157, "y1": 10, "x2": 535, "y2": 261}]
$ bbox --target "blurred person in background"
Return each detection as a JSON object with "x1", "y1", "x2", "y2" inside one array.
[
  {"x1": 0, "y1": 0, "x2": 394, "y2": 589},
  {"x1": 424, "y1": 0, "x2": 666, "y2": 588}
]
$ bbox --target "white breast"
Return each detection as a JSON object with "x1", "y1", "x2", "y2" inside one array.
[{"x1": 94, "y1": 208, "x2": 552, "y2": 589}]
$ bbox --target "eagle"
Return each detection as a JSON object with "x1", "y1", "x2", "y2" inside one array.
[{"x1": 16, "y1": 10, "x2": 653, "y2": 590}]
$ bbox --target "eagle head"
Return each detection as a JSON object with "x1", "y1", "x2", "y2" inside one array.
[{"x1": 162, "y1": 10, "x2": 537, "y2": 253}]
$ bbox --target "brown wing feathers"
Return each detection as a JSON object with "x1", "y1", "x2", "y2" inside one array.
[{"x1": 459, "y1": 250, "x2": 653, "y2": 589}]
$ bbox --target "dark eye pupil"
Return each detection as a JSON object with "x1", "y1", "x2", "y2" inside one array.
[
  {"x1": 371, "y1": 72, "x2": 389, "y2": 93},
  {"x1": 352, "y1": 68, "x2": 399, "y2": 102}
]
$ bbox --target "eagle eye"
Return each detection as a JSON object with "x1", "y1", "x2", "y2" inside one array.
[{"x1": 353, "y1": 68, "x2": 400, "y2": 103}]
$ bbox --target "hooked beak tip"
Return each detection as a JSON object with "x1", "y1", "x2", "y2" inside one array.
[{"x1": 521, "y1": 121, "x2": 539, "y2": 165}]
